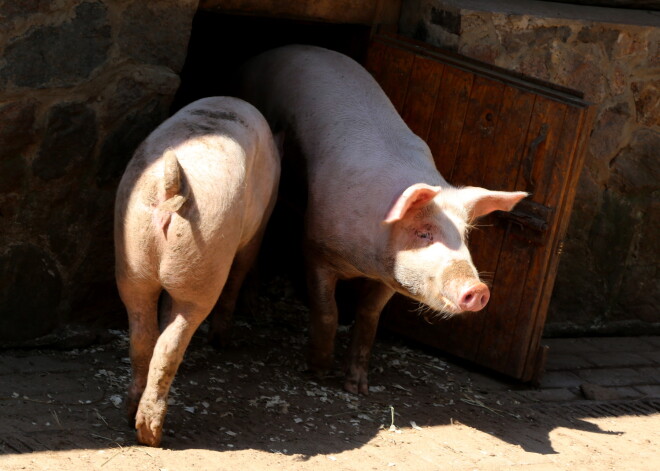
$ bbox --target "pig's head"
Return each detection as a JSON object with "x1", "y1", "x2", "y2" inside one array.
[{"x1": 384, "y1": 183, "x2": 527, "y2": 315}]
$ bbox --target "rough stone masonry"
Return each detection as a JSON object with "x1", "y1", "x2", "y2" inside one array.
[{"x1": 0, "y1": 0, "x2": 199, "y2": 345}]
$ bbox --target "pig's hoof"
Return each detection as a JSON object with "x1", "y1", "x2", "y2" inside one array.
[
  {"x1": 135, "y1": 410, "x2": 163, "y2": 447},
  {"x1": 344, "y1": 366, "x2": 370, "y2": 395},
  {"x1": 343, "y1": 377, "x2": 369, "y2": 395}
]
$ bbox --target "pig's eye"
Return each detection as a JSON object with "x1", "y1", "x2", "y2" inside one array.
[{"x1": 415, "y1": 230, "x2": 433, "y2": 241}]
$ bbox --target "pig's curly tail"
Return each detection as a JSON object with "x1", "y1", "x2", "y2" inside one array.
[{"x1": 158, "y1": 149, "x2": 187, "y2": 213}]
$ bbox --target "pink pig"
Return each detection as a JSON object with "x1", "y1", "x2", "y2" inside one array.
[
  {"x1": 114, "y1": 97, "x2": 280, "y2": 446},
  {"x1": 238, "y1": 45, "x2": 527, "y2": 395}
]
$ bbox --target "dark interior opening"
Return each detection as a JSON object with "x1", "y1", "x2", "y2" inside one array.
[
  {"x1": 173, "y1": 11, "x2": 372, "y2": 319},
  {"x1": 173, "y1": 10, "x2": 372, "y2": 111}
]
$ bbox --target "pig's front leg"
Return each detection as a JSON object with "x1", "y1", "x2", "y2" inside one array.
[
  {"x1": 344, "y1": 281, "x2": 394, "y2": 395},
  {"x1": 306, "y1": 261, "x2": 340, "y2": 374},
  {"x1": 135, "y1": 302, "x2": 208, "y2": 447}
]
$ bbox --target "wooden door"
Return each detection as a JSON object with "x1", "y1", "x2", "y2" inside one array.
[{"x1": 366, "y1": 34, "x2": 595, "y2": 382}]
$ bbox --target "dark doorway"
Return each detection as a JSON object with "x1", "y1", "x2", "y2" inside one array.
[{"x1": 172, "y1": 10, "x2": 372, "y2": 112}]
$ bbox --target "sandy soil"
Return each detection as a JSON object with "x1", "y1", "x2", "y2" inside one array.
[{"x1": 1, "y1": 277, "x2": 658, "y2": 471}]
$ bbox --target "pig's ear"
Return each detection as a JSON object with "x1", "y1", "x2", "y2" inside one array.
[
  {"x1": 384, "y1": 183, "x2": 442, "y2": 223},
  {"x1": 458, "y1": 186, "x2": 528, "y2": 221}
]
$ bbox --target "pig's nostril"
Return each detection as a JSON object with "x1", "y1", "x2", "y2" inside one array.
[{"x1": 459, "y1": 283, "x2": 490, "y2": 312}]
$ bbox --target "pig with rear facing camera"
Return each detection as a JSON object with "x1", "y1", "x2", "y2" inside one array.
[
  {"x1": 237, "y1": 45, "x2": 527, "y2": 395},
  {"x1": 114, "y1": 96, "x2": 280, "y2": 446}
]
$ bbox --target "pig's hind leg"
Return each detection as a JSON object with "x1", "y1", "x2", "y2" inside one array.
[
  {"x1": 306, "y1": 261, "x2": 340, "y2": 374},
  {"x1": 117, "y1": 279, "x2": 161, "y2": 425},
  {"x1": 134, "y1": 295, "x2": 215, "y2": 447},
  {"x1": 208, "y1": 232, "x2": 266, "y2": 349},
  {"x1": 344, "y1": 280, "x2": 394, "y2": 395}
]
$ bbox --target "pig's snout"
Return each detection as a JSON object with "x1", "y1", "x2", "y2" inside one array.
[{"x1": 458, "y1": 282, "x2": 490, "y2": 312}]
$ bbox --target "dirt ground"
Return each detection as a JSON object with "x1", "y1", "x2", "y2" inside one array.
[{"x1": 1, "y1": 277, "x2": 658, "y2": 471}]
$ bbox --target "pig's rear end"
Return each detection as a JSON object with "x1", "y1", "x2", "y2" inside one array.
[{"x1": 114, "y1": 96, "x2": 280, "y2": 446}]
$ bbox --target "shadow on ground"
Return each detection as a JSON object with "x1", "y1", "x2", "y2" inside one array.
[{"x1": 3, "y1": 277, "x2": 653, "y2": 461}]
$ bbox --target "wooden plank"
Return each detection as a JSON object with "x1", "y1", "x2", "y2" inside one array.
[
  {"x1": 434, "y1": 76, "x2": 506, "y2": 360},
  {"x1": 400, "y1": 55, "x2": 445, "y2": 141},
  {"x1": 463, "y1": 87, "x2": 537, "y2": 366},
  {"x1": 365, "y1": 39, "x2": 391, "y2": 88},
  {"x1": 469, "y1": 87, "x2": 537, "y2": 272},
  {"x1": 450, "y1": 76, "x2": 505, "y2": 186},
  {"x1": 366, "y1": 42, "x2": 414, "y2": 112},
  {"x1": 474, "y1": 97, "x2": 568, "y2": 377},
  {"x1": 516, "y1": 105, "x2": 593, "y2": 380},
  {"x1": 426, "y1": 66, "x2": 474, "y2": 179}
]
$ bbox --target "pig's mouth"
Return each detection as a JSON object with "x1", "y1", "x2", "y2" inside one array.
[
  {"x1": 405, "y1": 288, "x2": 462, "y2": 317},
  {"x1": 410, "y1": 295, "x2": 461, "y2": 323},
  {"x1": 436, "y1": 293, "x2": 461, "y2": 314},
  {"x1": 389, "y1": 276, "x2": 462, "y2": 315}
]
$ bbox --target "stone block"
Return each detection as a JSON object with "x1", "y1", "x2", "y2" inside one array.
[
  {"x1": 588, "y1": 102, "x2": 631, "y2": 163},
  {"x1": 543, "y1": 337, "x2": 602, "y2": 354},
  {"x1": 577, "y1": 25, "x2": 620, "y2": 59},
  {"x1": 639, "y1": 351, "x2": 660, "y2": 364},
  {"x1": 617, "y1": 263, "x2": 660, "y2": 324},
  {"x1": 577, "y1": 367, "x2": 647, "y2": 386},
  {"x1": 0, "y1": 100, "x2": 38, "y2": 159},
  {"x1": 643, "y1": 337, "x2": 660, "y2": 348},
  {"x1": 32, "y1": 101, "x2": 97, "y2": 181},
  {"x1": 580, "y1": 382, "x2": 630, "y2": 400},
  {"x1": 503, "y1": 25, "x2": 572, "y2": 55},
  {"x1": 430, "y1": 6, "x2": 461, "y2": 35},
  {"x1": 648, "y1": 31, "x2": 660, "y2": 67},
  {"x1": 101, "y1": 68, "x2": 180, "y2": 125},
  {"x1": 0, "y1": 100, "x2": 36, "y2": 193},
  {"x1": 544, "y1": 352, "x2": 596, "y2": 371},
  {"x1": 634, "y1": 385, "x2": 660, "y2": 398},
  {"x1": 635, "y1": 366, "x2": 660, "y2": 383},
  {"x1": 538, "y1": 370, "x2": 583, "y2": 389},
  {"x1": 612, "y1": 29, "x2": 649, "y2": 60},
  {"x1": 118, "y1": 0, "x2": 198, "y2": 73},
  {"x1": 514, "y1": 387, "x2": 581, "y2": 402},
  {"x1": 0, "y1": 244, "x2": 63, "y2": 345},
  {"x1": 582, "y1": 351, "x2": 654, "y2": 368},
  {"x1": 0, "y1": 1, "x2": 111, "y2": 88},
  {"x1": 96, "y1": 98, "x2": 170, "y2": 185},
  {"x1": 607, "y1": 386, "x2": 645, "y2": 399},
  {"x1": 585, "y1": 336, "x2": 658, "y2": 353},
  {"x1": 558, "y1": 49, "x2": 609, "y2": 102},
  {"x1": 610, "y1": 128, "x2": 660, "y2": 196},
  {"x1": 631, "y1": 79, "x2": 660, "y2": 127}
]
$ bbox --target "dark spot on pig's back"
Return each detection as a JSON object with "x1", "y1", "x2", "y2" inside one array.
[
  {"x1": 185, "y1": 122, "x2": 216, "y2": 134},
  {"x1": 188, "y1": 109, "x2": 249, "y2": 128}
]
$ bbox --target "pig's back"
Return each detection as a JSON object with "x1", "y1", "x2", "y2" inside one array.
[
  {"x1": 239, "y1": 45, "x2": 434, "y2": 174},
  {"x1": 115, "y1": 97, "x2": 279, "y2": 280}
]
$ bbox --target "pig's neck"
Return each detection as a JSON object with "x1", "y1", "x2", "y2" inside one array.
[{"x1": 305, "y1": 132, "x2": 451, "y2": 281}]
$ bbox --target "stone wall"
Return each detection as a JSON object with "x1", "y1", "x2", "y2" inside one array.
[
  {"x1": 0, "y1": 0, "x2": 198, "y2": 346},
  {"x1": 400, "y1": 0, "x2": 660, "y2": 335}
]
